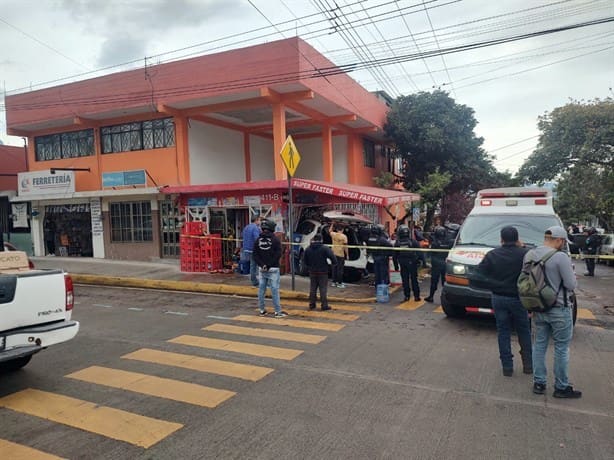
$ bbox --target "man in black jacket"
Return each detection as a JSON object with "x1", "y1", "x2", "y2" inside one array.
[
  {"x1": 478, "y1": 226, "x2": 531, "y2": 377},
  {"x1": 424, "y1": 226, "x2": 452, "y2": 302},
  {"x1": 304, "y1": 234, "x2": 337, "y2": 311},
  {"x1": 583, "y1": 227, "x2": 600, "y2": 276},
  {"x1": 253, "y1": 219, "x2": 287, "y2": 318},
  {"x1": 366, "y1": 225, "x2": 392, "y2": 286}
]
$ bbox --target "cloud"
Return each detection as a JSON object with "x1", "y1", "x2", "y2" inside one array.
[{"x1": 98, "y1": 35, "x2": 147, "y2": 67}]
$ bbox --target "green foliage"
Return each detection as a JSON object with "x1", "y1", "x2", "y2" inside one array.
[
  {"x1": 384, "y1": 90, "x2": 508, "y2": 222},
  {"x1": 372, "y1": 171, "x2": 396, "y2": 189},
  {"x1": 517, "y1": 98, "x2": 613, "y2": 229}
]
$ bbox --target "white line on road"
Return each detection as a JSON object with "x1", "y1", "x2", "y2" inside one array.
[
  {"x1": 128, "y1": 307, "x2": 144, "y2": 311},
  {"x1": 93, "y1": 304, "x2": 113, "y2": 308},
  {"x1": 207, "y1": 315, "x2": 235, "y2": 320},
  {"x1": 164, "y1": 311, "x2": 189, "y2": 316}
]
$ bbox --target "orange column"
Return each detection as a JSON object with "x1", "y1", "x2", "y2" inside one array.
[
  {"x1": 347, "y1": 134, "x2": 360, "y2": 183},
  {"x1": 322, "y1": 124, "x2": 333, "y2": 181},
  {"x1": 93, "y1": 128, "x2": 103, "y2": 189},
  {"x1": 243, "y1": 132, "x2": 251, "y2": 182},
  {"x1": 272, "y1": 103, "x2": 287, "y2": 180},
  {"x1": 174, "y1": 116, "x2": 190, "y2": 184}
]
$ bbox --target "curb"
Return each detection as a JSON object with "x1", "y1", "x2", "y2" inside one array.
[{"x1": 70, "y1": 274, "x2": 379, "y2": 304}]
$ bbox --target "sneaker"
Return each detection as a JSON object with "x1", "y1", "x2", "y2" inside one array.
[
  {"x1": 321, "y1": 306, "x2": 331, "y2": 311},
  {"x1": 502, "y1": 368, "x2": 513, "y2": 377},
  {"x1": 404, "y1": 296, "x2": 410, "y2": 302},
  {"x1": 424, "y1": 296, "x2": 434, "y2": 302},
  {"x1": 553, "y1": 386, "x2": 582, "y2": 399},
  {"x1": 533, "y1": 383, "x2": 546, "y2": 395},
  {"x1": 337, "y1": 283, "x2": 346, "y2": 289},
  {"x1": 259, "y1": 310, "x2": 267, "y2": 316},
  {"x1": 414, "y1": 297, "x2": 421, "y2": 301},
  {"x1": 274, "y1": 311, "x2": 288, "y2": 318},
  {"x1": 308, "y1": 305, "x2": 316, "y2": 311},
  {"x1": 331, "y1": 282, "x2": 338, "y2": 287}
]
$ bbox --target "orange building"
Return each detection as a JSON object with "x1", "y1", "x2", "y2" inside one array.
[{"x1": 5, "y1": 37, "x2": 417, "y2": 261}]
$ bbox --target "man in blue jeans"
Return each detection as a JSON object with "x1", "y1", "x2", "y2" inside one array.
[
  {"x1": 242, "y1": 215, "x2": 261, "y2": 286},
  {"x1": 253, "y1": 219, "x2": 287, "y2": 318},
  {"x1": 524, "y1": 226, "x2": 580, "y2": 398},
  {"x1": 478, "y1": 226, "x2": 531, "y2": 376}
]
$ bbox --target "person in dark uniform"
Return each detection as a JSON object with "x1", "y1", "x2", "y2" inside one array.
[
  {"x1": 424, "y1": 226, "x2": 453, "y2": 302},
  {"x1": 366, "y1": 224, "x2": 392, "y2": 286},
  {"x1": 44, "y1": 217, "x2": 57, "y2": 256},
  {"x1": 393, "y1": 225, "x2": 421, "y2": 301},
  {"x1": 583, "y1": 227, "x2": 600, "y2": 276}
]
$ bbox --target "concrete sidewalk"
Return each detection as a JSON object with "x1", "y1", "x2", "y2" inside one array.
[{"x1": 31, "y1": 256, "x2": 381, "y2": 303}]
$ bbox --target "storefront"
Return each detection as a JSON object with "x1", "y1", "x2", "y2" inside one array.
[{"x1": 43, "y1": 203, "x2": 93, "y2": 256}]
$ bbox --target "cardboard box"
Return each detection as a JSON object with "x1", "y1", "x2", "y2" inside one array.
[{"x1": 0, "y1": 251, "x2": 30, "y2": 272}]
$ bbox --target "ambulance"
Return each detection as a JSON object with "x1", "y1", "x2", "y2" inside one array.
[{"x1": 441, "y1": 187, "x2": 577, "y2": 322}]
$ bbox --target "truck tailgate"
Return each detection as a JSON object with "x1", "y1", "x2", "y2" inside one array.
[{"x1": 0, "y1": 269, "x2": 68, "y2": 331}]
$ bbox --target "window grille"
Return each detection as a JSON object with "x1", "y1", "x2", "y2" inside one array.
[
  {"x1": 35, "y1": 129, "x2": 94, "y2": 161},
  {"x1": 363, "y1": 139, "x2": 375, "y2": 168},
  {"x1": 102, "y1": 118, "x2": 174, "y2": 154},
  {"x1": 110, "y1": 201, "x2": 153, "y2": 242}
]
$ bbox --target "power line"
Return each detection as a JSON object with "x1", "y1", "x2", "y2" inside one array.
[
  {"x1": 487, "y1": 135, "x2": 540, "y2": 154},
  {"x1": 420, "y1": 0, "x2": 456, "y2": 96}
]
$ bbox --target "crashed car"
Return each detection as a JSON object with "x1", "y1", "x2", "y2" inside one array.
[{"x1": 292, "y1": 210, "x2": 372, "y2": 282}]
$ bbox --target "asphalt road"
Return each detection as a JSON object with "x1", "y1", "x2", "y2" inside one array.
[{"x1": 1, "y1": 269, "x2": 612, "y2": 460}]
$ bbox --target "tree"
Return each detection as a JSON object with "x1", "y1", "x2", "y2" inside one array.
[
  {"x1": 517, "y1": 98, "x2": 613, "y2": 229},
  {"x1": 385, "y1": 90, "x2": 508, "y2": 228}
]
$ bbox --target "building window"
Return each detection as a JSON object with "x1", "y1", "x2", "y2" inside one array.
[
  {"x1": 101, "y1": 118, "x2": 175, "y2": 154},
  {"x1": 35, "y1": 129, "x2": 94, "y2": 161},
  {"x1": 363, "y1": 139, "x2": 375, "y2": 168},
  {"x1": 110, "y1": 201, "x2": 153, "y2": 242}
]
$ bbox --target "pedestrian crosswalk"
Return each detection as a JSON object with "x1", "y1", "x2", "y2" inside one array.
[{"x1": 1, "y1": 297, "x2": 600, "y2": 456}]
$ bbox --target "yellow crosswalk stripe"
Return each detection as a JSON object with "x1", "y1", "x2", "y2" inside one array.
[
  {"x1": 281, "y1": 299, "x2": 372, "y2": 312},
  {"x1": 232, "y1": 314, "x2": 345, "y2": 331},
  {"x1": 169, "y1": 335, "x2": 303, "y2": 360},
  {"x1": 203, "y1": 324, "x2": 326, "y2": 344},
  {"x1": 396, "y1": 299, "x2": 425, "y2": 311},
  {"x1": 280, "y1": 309, "x2": 359, "y2": 321},
  {"x1": 66, "y1": 366, "x2": 235, "y2": 408},
  {"x1": 0, "y1": 439, "x2": 65, "y2": 460},
  {"x1": 433, "y1": 306, "x2": 443, "y2": 313},
  {"x1": 577, "y1": 308, "x2": 596, "y2": 320},
  {"x1": 0, "y1": 389, "x2": 182, "y2": 448},
  {"x1": 122, "y1": 348, "x2": 274, "y2": 381}
]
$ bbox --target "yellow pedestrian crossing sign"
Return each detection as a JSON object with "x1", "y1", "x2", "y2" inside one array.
[{"x1": 279, "y1": 135, "x2": 301, "y2": 177}]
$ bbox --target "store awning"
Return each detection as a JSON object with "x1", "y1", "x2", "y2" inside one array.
[{"x1": 161, "y1": 179, "x2": 419, "y2": 207}]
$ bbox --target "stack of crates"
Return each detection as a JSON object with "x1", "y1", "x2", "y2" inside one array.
[{"x1": 180, "y1": 233, "x2": 223, "y2": 272}]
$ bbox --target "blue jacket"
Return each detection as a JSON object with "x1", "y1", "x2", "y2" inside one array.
[{"x1": 242, "y1": 223, "x2": 261, "y2": 252}]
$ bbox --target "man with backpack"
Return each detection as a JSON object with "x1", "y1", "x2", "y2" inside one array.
[
  {"x1": 304, "y1": 233, "x2": 337, "y2": 311},
  {"x1": 393, "y1": 225, "x2": 421, "y2": 302},
  {"x1": 522, "y1": 226, "x2": 580, "y2": 398},
  {"x1": 477, "y1": 226, "x2": 531, "y2": 377}
]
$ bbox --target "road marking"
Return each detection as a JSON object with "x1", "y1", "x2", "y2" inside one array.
[
  {"x1": 232, "y1": 314, "x2": 345, "y2": 331},
  {"x1": 128, "y1": 307, "x2": 144, "y2": 311},
  {"x1": 0, "y1": 388, "x2": 182, "y2": 448},
  {"x1": 204, "y1": 324, "x2": 327, "y2": 344},
  {"x1": 279, "y1": 299, "x2": 372, "y2": 312},
  {"x1": 164, "y1": 311, "x2": 189, "y2": 316},
  {"x1": 93, "y1": 303, "x2": 113, "y2": 308},
  {"x1": 280, "y1": 309, "x2": 359, "y2": 321},
  {"x1": 396, "y1": 299, "x2": 425, "y2": 311},
  {"x1": 577, "y1": 308, "x2": 596, "y2": 320},
  {"x1": 122, "y1": 348, "x2": 274, "y2": 381},
  {"x1": 0, "y1": 439, "x2": 65, "y2": 460},
  {"x1": 207, "y1": 315, "x2": 235, "y2": 320},
  {"x1": 169, "y1": 335, "x2": 303, "y2": 360},
  {"x1": 66, "y1": 366, "x2": 235, "y2": 408},
  {"x1": 433, "y1": 306, "x2": 443, "y2": 313}
]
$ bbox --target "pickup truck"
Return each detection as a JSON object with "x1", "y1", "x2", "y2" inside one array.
[{"x1": 0, "y1": 250, "x2": 79, "y2": 371}]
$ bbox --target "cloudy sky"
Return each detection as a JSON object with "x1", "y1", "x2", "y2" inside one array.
[{"x1": 1, "y1": 0, "x2": 612, "y2": 173}]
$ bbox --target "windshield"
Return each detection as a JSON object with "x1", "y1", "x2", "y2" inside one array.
[
  {"x1": 457, "y1": 215, "x2": 562, "y2": 248},
  {"x1": 295, "y1": 221, "x2": 316, "y2": 235}
]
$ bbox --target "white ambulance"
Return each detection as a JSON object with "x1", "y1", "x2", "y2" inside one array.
[{"x1": 441, "y1": 187, "x2": 577, "y2": 322}]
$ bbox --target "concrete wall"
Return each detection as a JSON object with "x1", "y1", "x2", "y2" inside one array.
[{"x1": 249, "y1": 135, "x2": 275, "y2": 181}]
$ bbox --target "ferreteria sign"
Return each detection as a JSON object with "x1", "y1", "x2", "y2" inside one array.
[{"x1": 18, "y1": 170, "x2": 75, "y2": 196}]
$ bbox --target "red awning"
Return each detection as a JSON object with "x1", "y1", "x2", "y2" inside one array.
[{"x1": 161, "y1": 179, "x2": 419, "y2": 206}]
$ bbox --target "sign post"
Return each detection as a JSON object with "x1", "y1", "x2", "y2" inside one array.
[{"x1": 279, "y1": 135, "x2": 301, "y2": 290}]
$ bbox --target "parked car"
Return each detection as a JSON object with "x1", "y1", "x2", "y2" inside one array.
[
  {"x1": 598, "y1": 233, "x2": 614, "y2": 266},
  {"x1": 3, "y1": 242, "x2": 34, "y2": 269},
  {"x1": 293, "y1": 210, "x2": 372, "y2": 282}
]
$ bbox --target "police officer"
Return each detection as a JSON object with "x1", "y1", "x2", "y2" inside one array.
[
  {"x1": 366, "y1": 224, "x2": 392, "y2": 286},
  {"x1": 393, "y1": 225, "x2": 421, "y2": 301},
  {"x1": 583, "y1": 227, "x2": 600, "y2": 276},
  {"x1": 425, "y1": 226, "x2": 453, "y2": 302}
]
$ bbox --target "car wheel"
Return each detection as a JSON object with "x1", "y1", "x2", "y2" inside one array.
[
  {"x1": 298, "y1": 251, "x2": 308, "y2": 276},
  {"x1": 0, "y1": 355, "x2": 32, "y2": 372},
  {"x1": 343, "y1": 267, "x2": 362, "y2": 283},
  {"x1": 441, "y1": 293, "x2": 466, "y2": 318}
]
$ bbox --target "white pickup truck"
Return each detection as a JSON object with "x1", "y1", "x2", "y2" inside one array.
[{"x1": 0, "y1": 250, "x2": 79, "y2": 371}]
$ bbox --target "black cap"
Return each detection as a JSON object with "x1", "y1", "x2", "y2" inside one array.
[{"x1": 500, "y1": 226, "x2": 519, "y2": 243}]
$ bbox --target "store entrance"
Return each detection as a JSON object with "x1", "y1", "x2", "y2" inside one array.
[{"x1": 44, "y1": 204, "x2": 93, "y2": 257}]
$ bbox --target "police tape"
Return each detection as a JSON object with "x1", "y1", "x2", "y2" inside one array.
[{"x1": 182, "y1": 234, "x2": 614, "y2": 260}]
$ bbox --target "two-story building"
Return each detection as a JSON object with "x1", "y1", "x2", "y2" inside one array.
[{"x1": 5, "y1": 37, "x2": 418, "y2": 261}]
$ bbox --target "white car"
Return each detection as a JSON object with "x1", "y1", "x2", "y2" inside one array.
[
  {"x1": 293, "y1": 210, "x2": 372, "y2": 282},
  {"x1": 598, "y1": 233, "x2": 614, "y2": 266}
]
